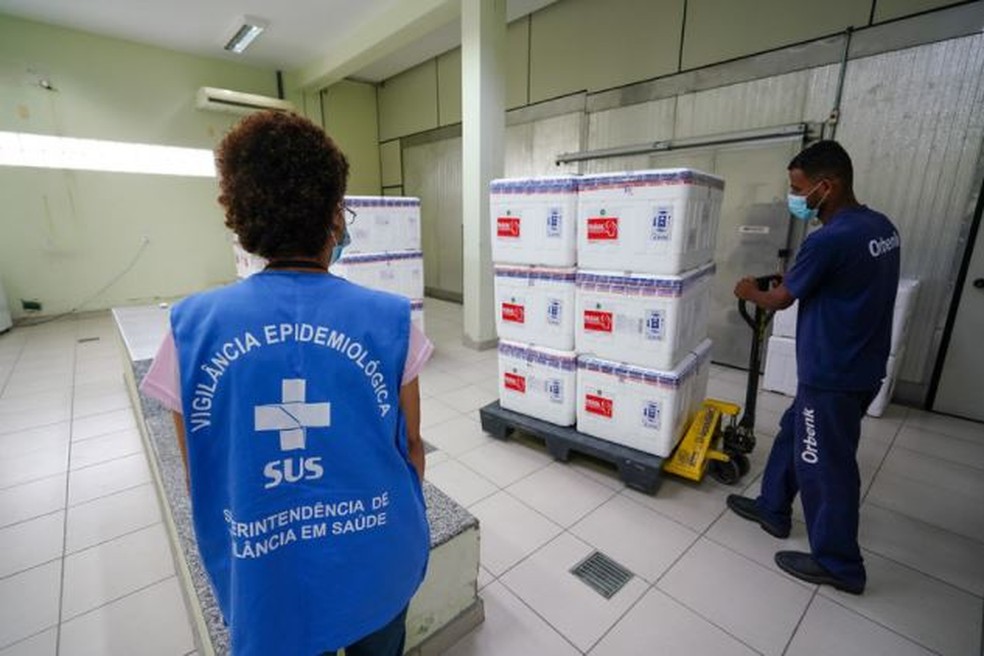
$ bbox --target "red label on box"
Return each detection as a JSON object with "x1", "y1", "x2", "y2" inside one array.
[
  {"x1": 585, "y1": 394, "x2": 613, "y2": 418},
  {"x1": 583, "y1": 310, "x2": 613, "y2": 333},
  {"x1": 497, "y1": 216, "x2": 521, "y2": 238},
  {"x1": 587, "y1": 217, "x2": 619, "y2": 240},
  {"x1": 502, "y1": 303, "x2": 525, "y2": 323},
  {"x1": 504, "y1": 373, "x2": 526, "y2": 393}
]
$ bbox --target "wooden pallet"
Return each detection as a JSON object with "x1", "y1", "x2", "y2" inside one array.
[{"x1": 478, "y1": 401, "x2": 664, "y2": 495}]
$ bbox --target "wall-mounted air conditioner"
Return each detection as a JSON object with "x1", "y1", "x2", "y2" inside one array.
[{"x1": 195, "y1": 87, "x2": 295, "y2": 115}]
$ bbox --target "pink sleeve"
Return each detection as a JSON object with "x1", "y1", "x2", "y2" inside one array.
[
  {"x1": 140, "y1": 323, "x2": 429, "y2": 405},
  {"x1": 139, "y1": 330, "x2": 183, "y2": 414},
  {"x1": 402, "y1": 321, "x2": 433, "y2": 386}
]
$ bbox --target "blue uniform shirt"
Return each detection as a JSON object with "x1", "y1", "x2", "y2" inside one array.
[
  {"x1": 784, "y1": 205, "x2": 901, "y2": 391},
  {"x1": 171, "y1": 272, "x2": 429, "y2": 656}
]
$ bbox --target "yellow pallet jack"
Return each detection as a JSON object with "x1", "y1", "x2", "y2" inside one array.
[{"x1": 665, "y1": 274, "x2": 781, "y2": 485}]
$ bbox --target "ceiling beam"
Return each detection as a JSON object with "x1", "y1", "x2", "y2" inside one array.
[{"x1": 288, "y1": 0, "x2": 460, "y2": 91}]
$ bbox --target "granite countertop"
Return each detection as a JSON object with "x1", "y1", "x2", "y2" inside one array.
[{"x1": 131, "y1": 358, "x2": 477, "y2": 655}]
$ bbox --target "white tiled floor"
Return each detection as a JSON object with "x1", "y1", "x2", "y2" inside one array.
[
  {"x1": 416, "y1": 299, "x2": 984, "y2": 656},
  {"x1": 0, "y1": 315, "x2": 196, "y2": 656},
  {"x1": 1, "y1": 300, "x2": 983, "y2": 655}
]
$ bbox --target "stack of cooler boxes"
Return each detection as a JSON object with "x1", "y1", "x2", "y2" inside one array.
[
  {"x1": 232, "y1": 196, "x2": 425, "y2": 331},
  {"x1": 491, "y1": 170, "x2": 725, "y2": 459},
  {"x1": 762, "y1": 279, "x2": 920, "y2": 417},
  {"x1": 491, "y1": 176, "x2": 580, "y2": 427}
]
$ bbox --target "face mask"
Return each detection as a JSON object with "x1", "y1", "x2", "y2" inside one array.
[
  {"x1": 787, "y1": 181, "x2": 827, "y2": 221},
  {"x1": 329, "y1": 226, "x2": 350, "y2": 266}
]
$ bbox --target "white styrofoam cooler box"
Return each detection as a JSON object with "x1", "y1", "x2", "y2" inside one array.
[
  {"x1": 498, "y1": 340, "x2": 577, "y2": 427},
  {"x1": 411, "y1": 299, "x2": 425, "y2": 334},
  {"x1": 577, "y1": 169, "x2": 724, "y2": 275},
  {"x1": 576, "y1": 347, "x2": 705, "y2": 457},
  {"x1": 489, "y1": 176, "x2": 578, "y2": 267},
  {"x1": 345, "y1": 196, "x2": 421, "y2": 254},
  {"x1": 772, "y1": 301, "x2": 798, "y2": 339},
  {"x1": 891, "y1": 279, "x2": 920, "y2": 355},
  {"x1": 770, "y1": 279, "x2": 919, "y2": 350},
  {"x1": 494, "y1": 265, "x2": 576, "y2": 350},
  {"x1": 0, "y1": 272, "x2": 11, "y2": 333},
  {"x1": 763, "y1": 334, "x2": 903, "y2": 417},
  {"x1": 867, "y1": 349, "x2": 904, "y2": 418},
  {"x1": 232, "y1": 238, "x2": 267, "y2": 279},
  {"x1": 691, "y1": 338, "x2": 713, "y2": 411},
  {"x1": 330, "y1": 251, "x2": 424, "y2": 300},
  {"x1": 575, "y1": 263, "x2": 714, "y2": 370},
  {"x1": 762, "y1": 335, "x2": 797, "y2": 396}
]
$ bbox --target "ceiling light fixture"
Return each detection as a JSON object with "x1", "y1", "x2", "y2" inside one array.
[{"x1": 224, "y1": 16, "x2": 268, "y2": 54}]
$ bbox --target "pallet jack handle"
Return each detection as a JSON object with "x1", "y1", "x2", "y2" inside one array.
[{"x1": 736, "y1": 274, "x2": 783, "y2": 430}]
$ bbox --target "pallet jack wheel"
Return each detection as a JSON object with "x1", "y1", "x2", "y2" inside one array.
[
  {"x1": 710, "y1": 458, "x2": 741, "y2": 485},
  {"x1": 733, "y1": 453, "x2": 750, "y2": 478}
]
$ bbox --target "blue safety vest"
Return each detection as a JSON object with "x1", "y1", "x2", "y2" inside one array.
[{"x1": 171, "y1": 271, "x2": 429, "y2": 655}]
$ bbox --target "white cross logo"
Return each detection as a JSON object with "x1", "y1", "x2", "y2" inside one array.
[{"x1": 254, "y1": 379, "x2": 331, "y2": 451}]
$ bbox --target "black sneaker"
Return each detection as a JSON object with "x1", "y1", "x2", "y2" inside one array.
[
  {"x1": 775, "y1": 551, "x2": 865, "y2": 595},
  {"x1": 726, "y1": 495, "x2": 790, "y2": 539}
]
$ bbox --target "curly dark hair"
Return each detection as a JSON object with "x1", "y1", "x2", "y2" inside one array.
[
  {"x1": 216, "y1": 111, "x2": 349, "y2": 259},
  {"x1": 789, "y1": 140, "x2": 853, "y2": 188}
]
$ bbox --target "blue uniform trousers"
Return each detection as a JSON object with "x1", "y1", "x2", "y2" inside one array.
[{"x1": 756, "y1": 384, "x2": 877, "y2": 588}]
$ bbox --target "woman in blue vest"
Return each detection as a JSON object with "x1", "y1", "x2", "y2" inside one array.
[{"x1": 143, "y1": 111, "x2": 430, "y2": 655}]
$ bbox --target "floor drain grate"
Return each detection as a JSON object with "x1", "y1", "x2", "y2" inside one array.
[
  {"x1": 77, "y1": 337, "x2": 101, "y2": 343},
  {"x1": 570, "y1": 551, "x2": 634, "y2": 599}
]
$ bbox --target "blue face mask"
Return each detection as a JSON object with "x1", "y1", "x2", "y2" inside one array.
[
  {"x1": 329, "y1": 226, "x2": 350, "y2": 266},
  {"x1": 787, "y1": 182, "x2": 827, "y2": 221}
]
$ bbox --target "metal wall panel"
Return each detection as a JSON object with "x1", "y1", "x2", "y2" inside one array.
[
  {"x1": 587, "y1": 98, "x2": 677, "y2": 151},
  {"x1": 403, "y1": 137, "x2": 463, "y2": 296},
  {"x1": 399, "y1": 29, "x2": 984, "y2": 394},
  {"x1": 674, "y1": 69, "x2": 823, "y2": 138},
  {"x1": 835, "y1": 34, "x2": 984, "y2": 383}
]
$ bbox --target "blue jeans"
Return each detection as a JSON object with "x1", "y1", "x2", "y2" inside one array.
[
  {"x1": 756, "y1": 384, "x2": 877, "y2": 588},
  {"x1": 322, "y1": 606, "x2": 408, "y2": 656}
]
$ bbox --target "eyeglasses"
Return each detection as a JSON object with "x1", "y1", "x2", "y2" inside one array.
[{"x1": 343, "y1": 204, "x2": 357, "y2": 226}]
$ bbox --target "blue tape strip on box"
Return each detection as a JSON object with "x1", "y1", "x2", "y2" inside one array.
[
  {"x1": 576, "y1": 263, "x2": 716, "y2": 297},
  {"x1": 578, "y1": 169, "x2": 725, "y2": 192},
  {"x1": 577, "y1": 355, "x2": 696, "y2": 389},
  {"x1": 489, "y1": 176, "x2": 579, "y2": 194},
  {"x1": 344, "y1": 196, "x2": 420, "y2": 208},
  {"x1": 493, "y1": 266, "x2": 577, "y2": 283},
  {"x1": 337, "y1": 250, "x2": 423, "y2": 265},
  {"x1": 498, "y1": 342, "x2": 577, "y2": 371}
]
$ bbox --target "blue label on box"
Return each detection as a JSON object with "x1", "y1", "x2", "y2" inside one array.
[
  {"x1": 645, "y1": 310, "x2": 665, "y2": 341},
  {"x1": 547, "y1": 299, "x2": 562, "y2": 325},
  {"x1": 642, "y1": 401, "x2": 662, "y2": 429},
  {"x1": 547, "y1": 378, "x2": 563, "y2": 403},
  {"x1": 651, "y1": 206, "x2": 672, "y2": 241},
  {"x1": 547, "y1": 208, "x2": 562, "y2": 237}
]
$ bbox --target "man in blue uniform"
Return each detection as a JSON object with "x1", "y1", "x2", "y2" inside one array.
[{"x1": 727, "y1": 140, "x2": 900, "y2": 594}]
